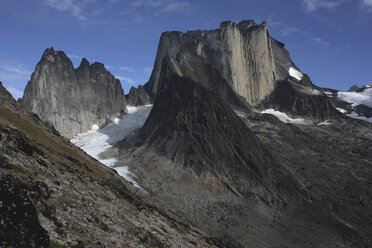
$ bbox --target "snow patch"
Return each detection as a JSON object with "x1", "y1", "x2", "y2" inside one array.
[
  {"x1": 336, "y1": 108, "x2": 347, "y2": 114},
  {"x1": 338, "y1": 88, "x2": 372, "y2": 108},
  {"x1": 311, "y1": 89, "x2": 322, "y2": 95},
  {"x1": 317, "y1": 121, "x2": 332, "y2": 126},
  {"x1": 289, "y1": 67, "x2": 303, "y2": 81},
  {"x1": 114, "y1": 166, "x2": 145, "y2": 190},
  {"x1": 71, "y1": 105, "x2": 152, "y2": 190},
  {"x1": 261, "y1": 109, "x2": 312, "y2": 125},
  {"x1": 91, "y1": 124, "x2": 99, "y2": 131},
  {"x1": 323, "y1": 91, "x2": 333, "y2": 96}
]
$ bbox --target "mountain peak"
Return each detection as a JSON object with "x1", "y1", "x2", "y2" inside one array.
[{"x1": 79, "y1": 58, "x2": 90, "y2": 68}]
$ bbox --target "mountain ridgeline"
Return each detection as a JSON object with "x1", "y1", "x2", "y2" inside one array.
[
  {"x1": 117, "y1": 20, "x2": 372, "y2": 247},
  {"x1": 2, "y1": 19, "x2": 372, "y2": 248}
]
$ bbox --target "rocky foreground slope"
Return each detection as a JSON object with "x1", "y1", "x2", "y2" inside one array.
[
  {"x1": 20, "y1": 48, "x2": 128, "y2": 138},
  {"x1": 0, "y1": 81, "x2": 216, "y2": 247}
]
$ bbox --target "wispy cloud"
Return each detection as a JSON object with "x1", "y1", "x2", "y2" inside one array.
[
  {"x1": 0, "y1": 61, "x2": 32, "y2": 84},
  {"x1": 312, "y1": 37, "x2": 331, "y2": 47},
  {"x1": 105, "y1": 65, "x2": 115, "y2": 70},
  {"x1": 0, "y1": 65, "x2": 32, "y2": 75},
  {"x1": 143, "y1": 67, "x2": 153, "y2": 74},
  {"x1": 5, "y1": 86, "x2": 23, "y2": 99},
  {"x1": 280, "y1": 27, "x2": 300, "y2": 36},
  {"x1": 119, "y1": 66, "x2": 134, "y2": 72},
  {"x1": 67, "y1": 54, "x2": 82, "y2": 60},
  {"x1": 268, "y1": 21, "x2": 332, "y2": 48},
  {"x1": 302, "y1": 0, "x2": 343, "y2": 12},
  {"x1": 130, "y1": 0, "x2": 192, "y2": 14},
  {"x1": 115, "y1": 75, "x2": 135, "y2": 85},
  {"x1": 0, "y1": 72, "x2": 30, "y2": 81},
  {"x1": 46, "y1": 0, "x2": 88, "y2": 21},
  {"x1": 360, "y1": 0, "x2": 372, "y2": 11}
]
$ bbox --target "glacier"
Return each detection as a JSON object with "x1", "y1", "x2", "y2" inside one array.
[{"x1": 71, "y1": 105, "x2": 152, "y2": 190}]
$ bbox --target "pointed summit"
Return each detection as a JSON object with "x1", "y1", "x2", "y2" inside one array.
[
  {"x1": 20, "y1": 48, "x2": 128, "y2": 138},
  {"x1": 80, "y1": 58, "x2": 90, "y2": 67}
]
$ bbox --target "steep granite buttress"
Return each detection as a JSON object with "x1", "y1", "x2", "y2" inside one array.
[{"x1": 20, "y1": 48, "x2": 128, "y2": 138}]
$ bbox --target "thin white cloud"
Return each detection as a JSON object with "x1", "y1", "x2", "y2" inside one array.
[
  {"x1": 280, "y1": 27, "x2": 300, "y2": 36},
  {"x1": 46, "y1": 0, "x2": 87, "y2": 21},
  {"x1": 361, "y1": 0, "x2": 372, "y2": 11},
  {"x1": 119, "y1": 66, "x2": 134, "y2": 72},
  {"x1": 268, "y1": 21, "x2": 332, "y2": 48},
  {"x1": 312, "y1": 37, "x2": 330, "y2": 47},
  {"x1": 143, "y1": 67, "x2": 153, "y2": 74},
  {"x1": 5, "y1": 86, "x2": 24, "y2": 99},
  {"x1": 302, "y1": 0, "x2": 343, "y2": 12},
  {"x1": 0, "y1": 65, "x2": 32, "y2": 75},
  {"x1": 115, "y1": 75, "x2": 135, "y2": 85},
  {"x1": 130, "y1": 0, "x2": 191, "y2": 14},
  {"x1": 67, "y1": 54, "x2": 82, "y2": 60},
  {"x1": 105, "y1": 65, "x2": 115, "y2": 70},
  {"x1": 130, "y1": 0, "x2": 164, "y2": 8},
  {"x1": 0, "y1": 72, "x2": 29, "y2": 81},
  {"x1": 162, "y1": 1, "x2": 190, "y2": 13}
]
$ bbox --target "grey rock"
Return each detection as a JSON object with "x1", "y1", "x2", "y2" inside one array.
[
  {"x1": 354, "y1": 104, "x2": 372, "y2": 118},
  {"x1": 262, "y1": 77, "x2": 344, "y2": 121},
  {"x1": 20, "y1": 48, "x2": 127, "y2": 138},
  {"x1": 125, "y1": 85, "x2": 151, "y2": 106},
  {"x1": 145, "y1": 20, "x2": 277, "y2": 106},
  {"x1": 348, "y1": 85, "x2": 361, "y2": 92},
  {"x1": 0, "y1": 82, "x2": 214, "y2": 248},
  {"x1": 270, "y1": 38, "x2": 300, "y2": 81}
]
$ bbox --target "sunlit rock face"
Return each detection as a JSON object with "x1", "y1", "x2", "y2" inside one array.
[
  {"x1": 20, "y1": 48, "x2": 127, "y2": 138},
  {"x1": 145, "y1": 20, "x2": 277, "y2": 106}
]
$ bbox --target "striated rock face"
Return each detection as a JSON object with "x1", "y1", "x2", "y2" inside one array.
[
  {"x1": 262, "y1": 77, "x2": 344, "y2": 121},
  {"x1": 118, "y1": 63, "x2": 372, "y2": 247},
  {"x1": 125, "y1": 85, "x2": 151, "y2": 106},
  {"x1": 145, "y1": 20, "x2": 277, "y2": 105},
  {"x1": 135, "y1": 74, "x2": 276, "y2": 196},
  {"x1": 20, "y1": 48, "x2": 127, "y2": 138},
  {"x1": 270, "y1": 38, "x2": 300, "y2": 81}
]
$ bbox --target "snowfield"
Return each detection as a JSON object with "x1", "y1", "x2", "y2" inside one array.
[
  {"x1": 338, "y1": 88, "x2": 372, "y2": 108},
  {"x1": 336, "y1": 87, "x2": 372, "y2": 123},
  {"x1": 71, "y1": 105, "x2": 152, "y2": 190},
  {"x1": 347, "y1": 111, "x2": 372, "y2": 123},
  {"x1": 261, "y1": 109, "x2": 312, "y2": 125}
]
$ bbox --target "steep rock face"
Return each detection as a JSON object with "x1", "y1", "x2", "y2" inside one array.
[
  {"x1": 136, "y1": 75, "x2": 276, "y2": 197},
  {"x1": 270, "y1": 38, "x2": 300, "y2": 81},
  {"x1": 262, "y1": 77, "x2": 344, "y2": 121},
  {"x1": 117, "y1": 70, "x2": 372, "y2": 247},
  {"x1": 20, "y1": 48, "x2": 127, "y2": 138},
  {"x1": 145, "y1": 20, "x2": 277, "y2": 105},
  {"x1": 125, "y1": 85, "x2": 151, "y2": 106}
]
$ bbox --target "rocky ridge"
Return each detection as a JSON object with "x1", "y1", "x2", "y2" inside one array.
[
  {"x1": 20, "y1": 48, "x2": 128, "y2": 138},
  {"x1": 0, "y1": 81, "x2": 215, "y2": 247},
  {"x1": 115, "y1": 20, "x2": 372, "y2": 247}
]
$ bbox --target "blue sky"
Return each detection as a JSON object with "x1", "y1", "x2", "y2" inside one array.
[{"x1": 0, "y1": 0, "x2": 371, "y2": 99}]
